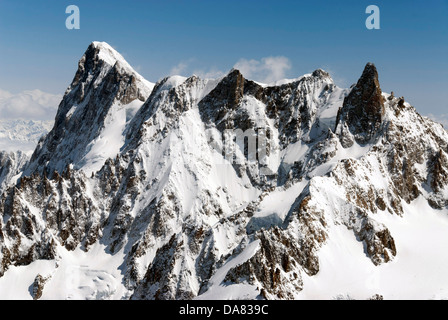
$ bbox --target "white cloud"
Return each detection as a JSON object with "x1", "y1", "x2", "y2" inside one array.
[
  {"x1": 191, "y1": 68, "x2": 225, "y2": 80},
  {"x1": 0, "y1": 89, "x2": 12, "y2": 99},
  {"x1": 168, "y1": 56, "x2": 292, "y2": 83},
  {"x1": 170, "y1": 62, "x2": 189, "y2": 76},
  {"x1": 233, "y1": 56, "x2": 292, "y2": 84},
  {"x1": 170, "y1": 60, "x2": 225, "y2": 80},
  {"x1": 0, "y1": 89, "x2": 62, "y2": 121}
]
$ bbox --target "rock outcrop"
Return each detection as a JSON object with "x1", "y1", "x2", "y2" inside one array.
[{"x1": 336, "y1": 63, "x2": 385, "y2": 147}]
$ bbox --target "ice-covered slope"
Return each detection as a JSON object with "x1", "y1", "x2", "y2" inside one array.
[{"x1": 0, "y1": 42, "x2": 448, "y2": 300}]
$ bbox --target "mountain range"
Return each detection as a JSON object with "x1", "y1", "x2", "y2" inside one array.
[{"x1": 0, "y1": 41, "x2": 447, "y2": 300}]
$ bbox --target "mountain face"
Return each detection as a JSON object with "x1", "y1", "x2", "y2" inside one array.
[
  {"x1": 0, "y1": 42, "x2": 448, "y2": 300},
  {"x1": 336, "y1": 62, "x2": 385, "y2": 147},
  {"x1": 24, "y1": 41, "x2": 154, "y2": 177}
]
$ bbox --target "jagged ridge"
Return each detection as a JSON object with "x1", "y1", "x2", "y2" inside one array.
[{"x1": 0, "y1": 42, "x2": 447, "y2": 300}]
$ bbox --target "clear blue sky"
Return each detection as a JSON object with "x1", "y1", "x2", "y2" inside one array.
[{"x1": 0, "y1": 0, "x2": 447, "y2": 118}]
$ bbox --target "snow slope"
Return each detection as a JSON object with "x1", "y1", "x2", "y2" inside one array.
[
  {"x1": 298, "y1": 197, "x2": 448, "y2": 300},
  {"x1": 0, "y1": 243, "x2": 128, "y2": 300}
]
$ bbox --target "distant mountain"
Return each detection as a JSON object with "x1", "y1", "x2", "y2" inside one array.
[
  {"x1": 0, "y1": 119, "x2": 53, "y2": 153},
  {"x1": 0, "y1": 90, "x2": 60, "y2": 194},
  {"x1": 0, "y1": 120, "x2": 53, "y2": 193},
  {"x1": 0, "y1": 42, "x2": 447, "y2": 300}
]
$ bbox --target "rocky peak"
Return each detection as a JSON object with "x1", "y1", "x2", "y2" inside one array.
[
  {"x1": 311, "y1": 68, "x2": 331, "y2": 79},
  {"x1": 335, "y1": 62, "x2": 385, "y2": 147},
  {"x1": 24, "y1": 42, "x2": 154, "y2": 177},
  {"x1": 206, "y1": 68, "x2": 245, "y2": 109},
  {"x1": 69, "y1": 42, "x2": 104, "y2": 91},
  {"x1": 198, "y1": 68, "x2": 246, "y2": 129},
  {"x1": 71, "y1": 42, "x2": 146, "y2": 84},
  {"x1": 65, "y1": 41, "x2": 152, "y2": 107}
]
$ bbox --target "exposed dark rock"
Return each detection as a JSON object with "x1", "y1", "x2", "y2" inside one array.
[
  {"x1": 369, "y1": 294, "x2": 384, "y2": 300},
  {"x1": 31, "y1": 274, "x2": 51, "y2": 300},
  {"x1": 336, "y1": 63, "x2": 385, "y2": 147},
  {"x1": 199, "y1": 69, "x2": 246, "y2": 131},
  {"x1": 223, "y1": 229, "x2": 304, "y2": 300},
  {"x1": 355, "y1": 216, "x2": 396, "y2": 265}
]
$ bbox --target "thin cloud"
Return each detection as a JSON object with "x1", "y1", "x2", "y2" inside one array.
[
  {"x1": 170, "y1": 60, "x2": 225, "y2": 79},
  {"x1": 168, "y1": 56, "x2": 292, "y2": 83},
  {"x1": 0, "y1": 89, "x2": 61, "y2": 121},
  {"x1": 170, "y1": 62, "x2": 189, "y2": 76},
  {"x1": 192, "y1": 68, "x2": 225, "y2": 79},
  {"x1": 234, "y1": 56, "x2": 292, "y2": 84}
]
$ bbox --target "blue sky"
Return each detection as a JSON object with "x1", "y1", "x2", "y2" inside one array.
[{"x1": 0, "y1": 0, "x2": 447, "y2": 119}]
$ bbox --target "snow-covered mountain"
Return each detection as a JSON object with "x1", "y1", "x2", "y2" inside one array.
[
  {"x1": 0, "y1": 119, "x2": 53, "y2": 153},
  {"x1": 0, "y1": 42, "x2": 447, "y2": 300},
  {"x1": 0, "y1": 92, "x2": 59, "y2": 194},
  {"x1": 0, "y1": 120, "x2": 54, "y2": 194}
]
